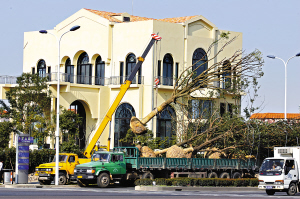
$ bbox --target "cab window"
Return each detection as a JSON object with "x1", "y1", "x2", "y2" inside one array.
[
  {"x1": 285, "y1": 160, "x2": 295, "y2": 173},
  {"x1": 69, "y1": 156, "x2": 75, "y2": 163},
  {"x1": 112, "y1": 154, "x2": 123, "y2": 162}
]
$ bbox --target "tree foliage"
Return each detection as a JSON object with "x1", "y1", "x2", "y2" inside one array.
[
  {"x1": 0, "y1": 73, "x2": 52, "y2": 147},
  {"x1": 120, "y1": 129, "x2": 176, "y2": 150},
  {"x1": 0, "y1": 121, "x2": 14, "y2": 149}
]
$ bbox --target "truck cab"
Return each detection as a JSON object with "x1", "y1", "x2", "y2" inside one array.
[
  {"x1": 74, "y1": 151, "x2": 127, "y2": 187},
  {"x1": 35, "y1": 153, "x2": 90, "y2": 185},
  {"x1": 258, "y1": 147, "x2": 300, "y2": 195}
]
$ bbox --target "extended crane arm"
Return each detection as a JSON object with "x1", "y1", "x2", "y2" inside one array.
[{"x1": 84, "y1": 34, "x2": 161, "y2": 158}]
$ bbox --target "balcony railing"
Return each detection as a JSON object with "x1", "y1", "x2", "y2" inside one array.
[
  {"x1": 0, "y1": 76, "x2": 17, "y2": 84},
  {"x1": 155, "y1": 76, "x2": 173, "y2": 86},
  {"x1": 0, "y1": 73, "x2": 144, "y2": 86}
]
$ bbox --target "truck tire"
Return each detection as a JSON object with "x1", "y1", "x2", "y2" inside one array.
[
  {"x1": 208, "y1": 172, "x2": 218, "y2": 178},
  {"x1": 38, "y1": 180, "x2": 51, "y2": 185},
  {"x1": 59, "y1": 175, "x2": 67, "y2": 185},
  {"x1": 219, "y1": 172, "x2": 230, "y2": 179},
  {"x1": 266, "y1": 190, "x2": 275, "y2": 195},
  {"x1": 142, "y1": 172, "x2": 154, "y2": 179},
  {"x1": 97, "y1": 173, "x2": 110, "y2": 188},
  {"x1": 232, "y1": 172, "x2": 241, "y2": 179},
  {"x1": 287, "y1": 183, "x2": 297, "y2": 196},
  {"x1": 77, "y1": 179, "x2": 89, "y2": 187}
]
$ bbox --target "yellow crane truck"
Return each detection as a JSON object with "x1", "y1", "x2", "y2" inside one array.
[{"x1": 35, "y1": 34, "x2": 162, "y2": 185}]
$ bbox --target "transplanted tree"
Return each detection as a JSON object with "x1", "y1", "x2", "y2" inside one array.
[
  {"x1": 129, "y1": 33, "x2": 264, "y2": 158},
  {"x1": 0, "y1": 73, "x2": 52, "y2": 148}
]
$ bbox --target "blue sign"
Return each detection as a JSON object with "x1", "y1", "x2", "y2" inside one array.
[
  {"x1": 18, "y1": 159, "x2": 29, "y2": 164},
  {"x1": 18, "y1": 165, "x2": 29, "y2": 170},
  {"x1": 18, "y1": 137, "x2": 34, "y2": 143},
  {"x1": 18, "y1": 152, "x2": 29, "y2": 158},
  {"x1": 18, "y1": 146, "x2": 29, "y2": 151}
]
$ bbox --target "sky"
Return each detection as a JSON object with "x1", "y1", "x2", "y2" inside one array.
[{"x1": 0, "y1": 0, "x2": 299, "y2": 115}]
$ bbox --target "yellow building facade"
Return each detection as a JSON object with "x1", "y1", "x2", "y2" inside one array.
[{"x1": 0, "y1": 8, "x2": 243, "y2": 149}]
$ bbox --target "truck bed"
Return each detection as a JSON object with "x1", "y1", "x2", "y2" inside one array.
[{"x1": 126, "y1": 157, "x2": 255, "y2": 170}]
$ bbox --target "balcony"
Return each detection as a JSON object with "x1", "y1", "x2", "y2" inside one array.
[
  {"x1": 0, "y1": 76, "x2": 17, "y2": 84},
  {"x1": 0, "y1": 73, "x2": 144, "y2": 86},
  {"x1": 154, "y1": 76, "x2": 173, "y2": 86}
]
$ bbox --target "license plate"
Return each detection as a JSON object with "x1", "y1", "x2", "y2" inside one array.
[
  {"x1": 39, "y1": 177, "x2": 48, "y2": 180},
  {"x1": 266, "y1": 186, "x2": 273, "y2": 189},
  {"x1": 77, "y1": 176, "x2": 82, "y2": 178}
]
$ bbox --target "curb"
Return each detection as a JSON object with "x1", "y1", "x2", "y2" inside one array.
[
  {"x1": 135, "y1": 186, "x2": 263, "y2": 192},
  {"x1": 1, "y1": 184, "x2": 78, "y2": 188}
]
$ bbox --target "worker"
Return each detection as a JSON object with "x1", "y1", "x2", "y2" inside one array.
[{"x1": 273, "y1": 163, "x2": 281, "y2": 170}]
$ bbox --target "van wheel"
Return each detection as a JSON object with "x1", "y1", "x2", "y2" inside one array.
[
  {"x1": 59, "y1": 175, "x2": 67, "y2": 185},
  {"x1": 208, "y1": 172, "x2": 218, "y2": 178},
  {"x1": 266, "y1": 190, "x2": 275, "y2": 195},
  {"x1": 97, "y1": 173, "x2": 110, "y2": 188},
  {"x1": 142, "y1": 172, "x2": 154, "y2": 179},
  {"x1": 219, "y1": 172, "x2": 230, "y2": 179},
  {"x1": 287, "y1": 183, "x2": 297, "y2": 196}
]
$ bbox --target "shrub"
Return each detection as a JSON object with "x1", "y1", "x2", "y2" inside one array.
[{"x1": 135, "y1": 177, "x2": 258, "y2": 187}]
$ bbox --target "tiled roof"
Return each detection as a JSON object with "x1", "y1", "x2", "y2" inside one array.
[
  {"x1": 250, "y1": 113, "x2": 300, "y2": 120},
  {"x1": 85, "y1": 9, "x2": 122, "y2": 22},
  {"x1": 158, "y1": 16, "x2": 198, "y2": 23},
  {"x1": 85, "y1": 8, "x2": 196, "y2": 23}
]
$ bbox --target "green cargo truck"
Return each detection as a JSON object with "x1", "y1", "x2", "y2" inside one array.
[{"x1": 74, "y1": 147, "x2": 257, "y2": 187}]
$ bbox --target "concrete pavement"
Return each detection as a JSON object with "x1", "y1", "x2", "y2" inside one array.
[{"x1": 0, "y1": 182, "x2": 262, "y2": 192}]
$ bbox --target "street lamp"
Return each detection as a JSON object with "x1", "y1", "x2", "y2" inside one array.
[
  {"x1": 39, "y1": 25, "x2": 80, "y2": 185},
  {"x1": 267, "y1": 52, "x2": 300, "y2": 121}
]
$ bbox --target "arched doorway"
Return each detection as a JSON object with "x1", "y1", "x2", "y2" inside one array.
[
  {"x1": 114, "y1": 103, "x2": 136, "y2": 147},
  {"x1": 69, "y1": 100, "x2": 86, "y2": 149}
]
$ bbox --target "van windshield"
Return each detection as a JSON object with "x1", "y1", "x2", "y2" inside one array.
[{"x1": 259, "y1": 159, "x2": 284, "y2": 176}]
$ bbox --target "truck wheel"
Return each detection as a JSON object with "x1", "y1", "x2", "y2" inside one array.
[
  {"x1": 287, "y1": 183, "x2": 297, "y2": 196},
  {"x1": 219, "y1": 172, "x2": 230, "y2": 179},
  {"x1": 232, "y1": 172, "x2": 241, "y2": 179},
  {"x1": 208, "y1": 172, "x2": 218, "y2": 178},
  {"x1": 38, "y1": 180, "x2": 51, "y2": 185},
  {"x1": 142, "y1": 172, "x2": 154, "y2": 179},
  {"x1": 59, "y1": 175, "x2": 67, "y2": 185},
  {"x1": 266, "y1": 190, "x2": 275, "y2": 195},
  {"x1": 97, "y1": 173, "x2": 110, "y2": 188},
  {"x1": 77, "y1": 179, "x2": 89, "y2": 187}
]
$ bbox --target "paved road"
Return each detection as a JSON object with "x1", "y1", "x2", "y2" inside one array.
[{"x1": 0, "y1": 186, "x2": 298, "y2": 199}]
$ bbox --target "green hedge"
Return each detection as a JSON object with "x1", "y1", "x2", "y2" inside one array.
[
  {"x1": 135, "y1": 178, "x2": 258, "y2": 187},
  {"x1": 0, "y1": 148, "x2": 56, "y2": 173}
]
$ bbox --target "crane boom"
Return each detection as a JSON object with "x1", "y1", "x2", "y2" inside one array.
[{"x1": 84, "y1": 34, "x2": 161, "y2": 158}]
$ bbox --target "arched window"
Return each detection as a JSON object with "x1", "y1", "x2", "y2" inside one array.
[
  {"x1": 95, "y1": 56, "x2": 105, "y2": 86},
  {"x1": 77, "y1": 52, "x2": 92, "y2": 84},
  {"x1": 37, "y1": 60, "x2": 46, "y2": 78},
  {"x1": 125, "y1": 53, "x2": 141, "y2": 84},
  {"x1": 114, "y1": 103, "x2": 136, "y2": 147},
  {"x1": 65, "y1": 58, "x2": 74, "y2": 83},
  {"x1": 157, "y1": 105, "x2": 176, "y2": 139},
  {"x1": 163, "y1": 54, "x2": 173, "y2": 86},
  {"x1": 192, "y1": 48, "x2": 207, "y2": 87}
]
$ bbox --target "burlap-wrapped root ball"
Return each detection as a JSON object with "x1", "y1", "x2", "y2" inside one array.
[
  {"x1": 130, "y1": 116, "x2": 147, "y2": 134},
  {"x1": 140, "y1": 146, "x2": 156, "y2": 157},
  {"x1": 166, "y1": 145, "x2": 186, "y2": 158}
]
